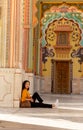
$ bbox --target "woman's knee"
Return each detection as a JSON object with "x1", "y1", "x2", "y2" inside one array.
[{"x1": 34, "y1": 92, "x2": 38, "y2": 95}]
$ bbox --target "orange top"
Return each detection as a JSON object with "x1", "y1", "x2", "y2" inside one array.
[{"x1": 21, "y1": 89, "x2": 31, "y2": 102}]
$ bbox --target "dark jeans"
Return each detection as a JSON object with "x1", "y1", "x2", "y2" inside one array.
[{"x1": 31, "y1": 92, "x2": 52, "y2": 108}]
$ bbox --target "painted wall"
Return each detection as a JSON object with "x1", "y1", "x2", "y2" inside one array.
[
  {"x1": 39, "y1": 2, "x2": 83, "y2": 93},
  {"x1": 41, "y1": 4, "x2": 83, "y2": 77}
]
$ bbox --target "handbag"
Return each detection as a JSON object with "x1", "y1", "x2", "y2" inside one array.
[{"x1": 20, "y1": 100, "x2": 31, "y2": 108}]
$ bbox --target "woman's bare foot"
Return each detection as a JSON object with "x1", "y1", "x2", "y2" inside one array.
[
  {"x1": 52, "y1": 99, "x2": 59, "y2": 108},
  {"x1": 52, "y1": 104, "x2": 56, "y2": 108}
]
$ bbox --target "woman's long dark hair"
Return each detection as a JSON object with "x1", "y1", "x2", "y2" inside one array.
[{"x1": 22, "y1": 80, "x2": 30, "y2": 91}]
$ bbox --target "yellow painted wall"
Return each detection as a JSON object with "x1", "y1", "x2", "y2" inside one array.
[{"x1": 41, "y1": 3, "x2": 83, "y2": 79}]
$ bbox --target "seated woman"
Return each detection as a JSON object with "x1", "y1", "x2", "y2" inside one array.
[{"x1": 20, "y1": 80, "x2": 59, "y2": 108}]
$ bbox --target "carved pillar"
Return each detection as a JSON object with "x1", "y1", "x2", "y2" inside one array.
[
  {"x1": 0, "y1": 0, "x2": 8, "y2": 67},
  {"x1": 10, "y1": 0, "x2": 21, "y2": 68},
  {"x1": 15, "y1": 0, "x2": 20, "y2": 68},
  {"x1": 28, "y1": 0, "x2": 33, "y2": 72},
  {"x1": 23, "y1": 0, "x2": 30, "y2": 71},
  {"x1": 10, "y1": 0, "x2": 16, "y2": 67},
  {"x1": 6, "y1": 0, "x2": 11, "y2": 67}
]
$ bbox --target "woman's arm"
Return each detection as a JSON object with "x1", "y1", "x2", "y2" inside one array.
[
  {"x1": 26, "y1": 97, "x2": 34, "y2": 102},
  {"x1": 21, "y1": 89, "x2": 34, "y2": 102}
]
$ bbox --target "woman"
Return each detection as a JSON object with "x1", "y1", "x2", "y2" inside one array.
[{"x1": 20, "y1": 80, "x2": 59, "y2": 108}]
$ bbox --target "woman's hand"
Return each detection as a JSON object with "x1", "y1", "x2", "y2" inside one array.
[
  {"x1": 30, "y1": 98, "x2": 34, "y2": 102},
  {"x1": 26, "y1": 98, "x2": 34, "y2": 102}
]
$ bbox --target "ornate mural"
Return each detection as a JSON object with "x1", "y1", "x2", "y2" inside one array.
[
  {"x1": 42, "y1": 45, "x2": 55, "y2": 71},
  {"x1": 40, "y1": 3, "x2": 83, "y2": 78},
  {"x1": 71, "y1": 47, "x2": 83, "y2": 72},
  {"x1": 41, "y1": 4, "x2": 83, "y2": 47},
  {"x1": 45, "y1": 18, "x2": 81, "y2": 46}
]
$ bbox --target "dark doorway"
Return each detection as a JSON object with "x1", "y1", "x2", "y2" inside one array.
[{"x1": 51, "y1": 60, "x2": 72, "y2": 94}]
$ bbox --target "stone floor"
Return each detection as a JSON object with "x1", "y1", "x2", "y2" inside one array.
[{"x1": 0, "y1": 94, "x2": 83, "y2": 130}]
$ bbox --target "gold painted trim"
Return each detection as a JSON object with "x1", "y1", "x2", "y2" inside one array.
[{"x1": 41, "y1": 2, "x2": 83, "y2": 4}]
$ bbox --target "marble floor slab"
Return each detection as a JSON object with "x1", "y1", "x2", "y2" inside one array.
[{"x1": 0, "y1": 94, "x2": 83, "y2": 130}]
